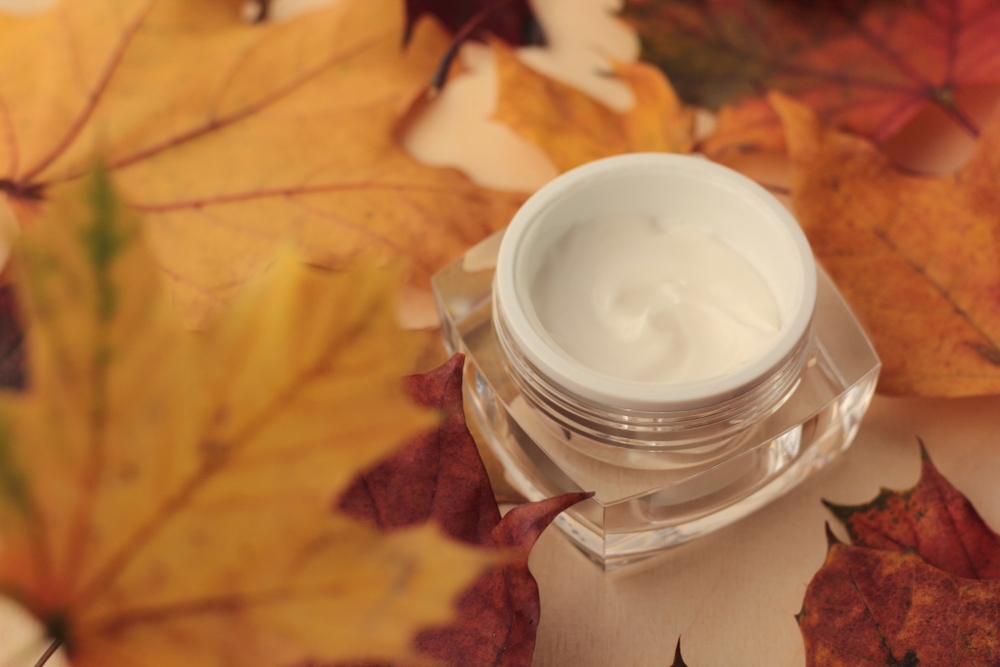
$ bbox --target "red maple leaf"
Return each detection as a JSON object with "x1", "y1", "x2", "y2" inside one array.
[
  {"x1": 800, "y1": 536, "x2": 1000, "y2": 666},
  {"x1": 404, "y1": 0, "x2": 544, "y2": 90},
  {"x1": 625, "y1": 0, "x2": 1000, "y2": 142},
  {"x1": 404, "y1": 0, "x2": 541, "y2": 46},
  {"x1": 800, "y1": 446, "x2": 1000, "y2": 665},
  {"x1": 337, "y1": 354, "x2": 590, "y2": 667},
  {"x1": 824, "y1": 442, "x2": 1000, "y2": 579}
]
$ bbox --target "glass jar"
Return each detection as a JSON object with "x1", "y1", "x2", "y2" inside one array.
[{"x1": 433, "y1": 154, "x2": 880, "y2": 568}]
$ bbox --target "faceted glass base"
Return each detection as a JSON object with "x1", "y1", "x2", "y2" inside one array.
[{"x1": 433, "y1": 230, "x2": 880, "y2": 568}]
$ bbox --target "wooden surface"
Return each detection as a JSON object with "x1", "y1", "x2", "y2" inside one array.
[{"x1": 526, "y1": 394, "x2": 1000, "y2": 666}]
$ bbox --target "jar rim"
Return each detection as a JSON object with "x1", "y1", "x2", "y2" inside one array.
[{"x1": 494, "y1": 153, "x2": 817, "y2": 412}]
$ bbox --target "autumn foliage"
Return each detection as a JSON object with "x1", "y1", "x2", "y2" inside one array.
[
  {"x1": 800, "y1": 448, "x2": 1000, "y2": 666},
  {"x1": 799, "y1": 542, "x2": 1000, "y2": 667},
  {"x1": 5, "y1": 0, "x2": 1000, "y2": 665},
  {"x1": 625, "y1": 0, "x2": 1000, "y2": 141},
  {"x1": 775, "y1": 93, "x2": 1000, "y2": 395},
  {"x1": 338, "y1": 354, "x2": 590, "y2": 666},
  {"x1": 0, "y1": 168, "x2": 494, "y2": 666},
  {"x1": 616, "y1": 0, "x2": 1000, "y2": 397},
  {"x1": 4, "y1": 0, "x2": 1000, "y2": 395},
  {"x1": 0, "y1": 159, "x2": 588, "y2": 665},
  {"x1": 0, "y1": 0, "x2": 524, "y2": 328}
]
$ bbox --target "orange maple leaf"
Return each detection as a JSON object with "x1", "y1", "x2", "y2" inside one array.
[
  {"x1": 774, "y1": 93, "x2": 1000, "y2": 397},
  {"x1": 491, "y1": 40, "x2": 694, "y2": 172},
  {"x1": 0, "y1": 166, "x2": 495, "y2": 666},
  {"x1": 698, "y1": 97, "x2": 786, "y2": 166},
  {"x1": 0, "y1": 0, "x2": 525, "y2": 327}
]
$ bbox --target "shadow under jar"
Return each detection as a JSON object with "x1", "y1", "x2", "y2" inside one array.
[{"x1": 433, "y1": 154, "x2": 880, "y2": 568}]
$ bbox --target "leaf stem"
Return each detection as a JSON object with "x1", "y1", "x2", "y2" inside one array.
[
  {"x1": 31, "y1": 639, "x2": 62, "y2": 667},
  {"x1": 429, "y1": 0, "x2": 516, "y2": 90},
  {"x1": 936, "y1": 98, "x2": 981, "y2": 138}
]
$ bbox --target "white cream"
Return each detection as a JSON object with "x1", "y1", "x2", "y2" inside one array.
[{"x1": 531, "y1": 215, "x2": 782, "y2": 384}]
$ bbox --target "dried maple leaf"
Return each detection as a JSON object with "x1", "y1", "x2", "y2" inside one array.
[
  {"x1": 338, "y1": 354, "x2": 591, "y2": 667},
  {"x1": 492, "y1": 40, "x2": 694, "y2": 173},
  {"x1": 824, "y1": 443, "x2": 1000, "y2": 580},
  {"x1": 0, "y1": 167, "x2": 495, "y2": 666},
  {"x1": 697, "y1": 97, "x2": 786, "y2": 165},
  {"x1": 338, "y1": 355, "x2": 502, "y2": 543},
  {"x1": 624, "y1": 0, "x2": 1000, "y2": 142},
  {"x1": 670, "y1": 640, "x2": 690, "y2": 667},
  {"x1": 0, "y1": 0, "x2": 525, "y2": 328},
  {"x1": 773, "y1": 93, "x2": 1000, "y2": 396},
  {"x1": 404, "y1": 0, "x2": 541, "y2": 46},
  {"x1": 799, "y1": 538, "x2": 1000, "y2": 667}
]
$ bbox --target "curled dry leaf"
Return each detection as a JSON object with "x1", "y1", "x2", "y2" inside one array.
[
  {"x1": 0, "y1": 167, "x2": 495, "y2": 666},
  {"x1": 492, "y1": 40, "x2": 694, "y2": 173},
  {"x1": 624, "y1": 0, "x2": 1000, "y2": 142},
  {"x1": 338, "y1": 354, "x2": 592, "y2": 667},
  {"x1": 774, "y1": 93, "x2": 1000, "y2": 396},
  {"x1": 799, "y1": 541, "x2": 1000, "y2": 667},
  {"x1": 0, "y1": 0, "x2": 525, "y2": 327},
  {"x1": 825, "y1": 443, "x2": 1000, "y2": 580}
]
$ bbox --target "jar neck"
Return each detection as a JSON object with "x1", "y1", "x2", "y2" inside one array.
[{"x1": 493, "y1": 291, "x2": 816, "y2": 452}]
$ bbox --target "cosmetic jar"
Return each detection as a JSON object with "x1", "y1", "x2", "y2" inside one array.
[{"x1": 433, "y1": 154, "x2": 880, "y2": 568}]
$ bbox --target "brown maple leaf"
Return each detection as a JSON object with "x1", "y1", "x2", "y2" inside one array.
[
  {"x1": 0, "y1": 166, "x2": 495, "y2": 666},
  {"x1": 773, "y1": 92, "x2": 1000, "y2": 396},
  {"x1": 338, "y1": 354, "x2": 591, "y2": 667},
  {"x1": 492, "y1": 40, "x2": 694, "y2": 173},
  {"x1": 824, "y1": 442, "x2": 1000, "y2": 580},
  {"x1": 624, "y1": 0, "x2": 1000, "y2": 143},
  {"x1": 0, "y1": 0, "x2": 525, "y2": 328},
  {"x1": 799, "y1": 538, "x2": 1000, "y2": 667}
]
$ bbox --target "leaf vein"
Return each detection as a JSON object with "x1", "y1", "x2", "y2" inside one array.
[
  {"x1": 847, "y1": 563, "x2": 900, "y2": 664},
  {"x1": 131, "y1": 181, "x2": 498, "y2": 213},
  {"x1": 108, "y1": 29, "x2": 391, "y2": 174},
  {"x1": 21, "y1": 0, "x2": 160, "y2": 182},
  {"x1": 74, "y1": 313, "x2": 372, "y2": 607},
  {"x1": 869, "y1": 227, "x2": 1000, "y2": 363}
]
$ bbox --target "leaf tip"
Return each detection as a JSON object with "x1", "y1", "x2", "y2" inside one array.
[
  {"x1": 765, "y1": 90, "x2": 797, "y2": 118},
  {"x1": 442, "y1": 351, "x2": 466, "y2": 378},
  {"x1": 916, "y1": 437, "x2": 932, "y2": 463},
  {"x1": 672, "y1": 637, "x2": 689, "y2": 667},
  {"x1": 824, "y1": 522, "x2": 843, "y2": 549},
  {"x1": 821, "y1": 497, "x2": 853, "y2": 525}
]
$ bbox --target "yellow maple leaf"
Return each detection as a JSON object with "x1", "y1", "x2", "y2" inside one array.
[
  {"x1": 0, "y1": 166, "x2": 493, "y2": 666},
  {"x1": 0, "y1": 0, "x2": 525, "y2": 327},
  {"x1": 491, "y1": 40, "x2": 694, "y2": 173}
]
